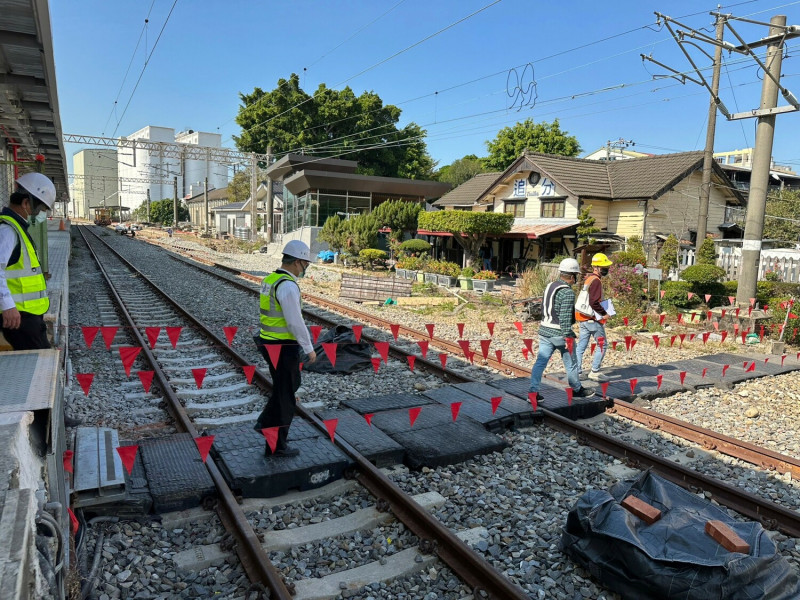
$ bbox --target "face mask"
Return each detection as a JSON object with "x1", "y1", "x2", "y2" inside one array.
[
  {"x1": 599, "y1": 267, "x2": 610, "y2": 277},
  {"x1": 34, "y1": 211, "x2": 47, "y2": 224},
  {"x1": 296, "y1": 262, "x2": 307, "y2": 278}
]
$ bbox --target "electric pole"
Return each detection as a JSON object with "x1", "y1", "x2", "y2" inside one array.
[
  {"x1": 250, "y1": 154, "x2": 258, "y2": 241},
  {"x1": 204, "y1": 177, "x2": 209, "y2": 235},
  {"x1": 146, "y1": 188, "x2": 150, "y2": 223},
  {"x1": 265, "y1": 145, "x2": 273, "y2": 243},
  {"x1": 173, "y1": 177, "x2": 178, "y2": 228},
  {"x1": 696, "y1": 14, "x2": 725, "y2": 250}
]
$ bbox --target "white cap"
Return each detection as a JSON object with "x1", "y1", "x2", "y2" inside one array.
[
  {"x1": 558, "y1": 257, "x2": 581, "y2": 274},
  {"x1": 283, "y1": 240, "x2": 310, "y2": 261},
  {"x1": 16, "y1": 172, "x2": 56, "y2": 209}
]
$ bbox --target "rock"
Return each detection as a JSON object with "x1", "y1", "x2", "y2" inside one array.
[
  {"x1": 745, "y1": 406, "x2": 760, "y2": 418},
  {"x1": 414, "y1": 382, "x2": 427, "y2": 391}
]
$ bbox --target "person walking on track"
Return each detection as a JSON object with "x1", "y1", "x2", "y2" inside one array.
[
  {"x1": 529, "y1": 258, "x2": 594, "y2": 400},
  {"x1": 575, "y1": 252, "x2": 613, "y2": 382},
  {"x1": 253, "y1": 240, "x2": 317, "y2": 457}
]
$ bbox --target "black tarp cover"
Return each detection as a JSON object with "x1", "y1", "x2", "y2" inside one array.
[
  {"x1": 302, "y1": 325, "x2": 373, "y2": 374},
  {"x1": 560, "y1": 470, "x2": 800, "y2": 599}
]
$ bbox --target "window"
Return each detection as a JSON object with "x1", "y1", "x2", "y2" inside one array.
[
  {"x1": 504, "y1": 201, "x2": 525, "y2": 217},
  {"x1": 540, "y1": 200, "x2": 565, "y2": 218}
]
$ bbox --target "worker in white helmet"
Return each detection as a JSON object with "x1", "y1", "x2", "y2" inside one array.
[{"x1": 253, "y1": 240, "x2": 317, "y2": 458}]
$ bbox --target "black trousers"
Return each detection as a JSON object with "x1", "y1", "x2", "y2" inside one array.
[
  {"x1": 254, "y1": 336, "x2": 301, "y2": 451},
  {"x1": 1, "y1": 311, "x2": 50, "y2": 350}
]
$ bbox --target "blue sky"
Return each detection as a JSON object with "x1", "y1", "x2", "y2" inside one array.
[{"x1": 51, "y1": 0, "x2": 800, "y2": 174}]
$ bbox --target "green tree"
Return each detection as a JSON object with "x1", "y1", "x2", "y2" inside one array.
[
  {"x1": 484, "y1": 118, "x2": 581, "y2": 171},
  {"x1": 147, "y1": 198, "x2": 188, "y2": 227},
  {"x1": 437, "y1": 154, "x2": 488, "y2": 187},
  {"x1": 318, "y1": 214, "x2": 348, "y2": 254},
  {"x1": 417, "y1": 211, "x2": 514, "y2": 266},
  {"x1": 697, "y1": 237, "x2": 716, "y2": 265},
  {"x1": 344, "y1": 213, "x2": 379, "y2": 255},
  {"x1": 228, "y1": 167, "x2": 269, "y2": 204},
  {"x1": 658, "y1": 234, "x2": 679, "y2": 272},
  {"x1": 576, "y1": 205, "x2": 600, "y2": 244},
  {"x1": 372, "y1": 199, "x2": 422, "y2": 244},
  {"x1": 234, "y1": 74, "x2": 435, "y2": 179},
  {"x1": 764, "y1": 190, "x2": 800, "y2": 245}
]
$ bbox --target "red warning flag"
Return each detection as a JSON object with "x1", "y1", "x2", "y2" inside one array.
[
  {"x1": 322, "y1": 342, "x2": 338, "y2": 368},
  {"x1": 439, "y1": 353, "x2": 448, "y2": 368},
  {"x1": 691, "y1": 313, "x2": 697, "y2": 323},
  {"x1": 390, "y1": 324, "x2": 400, "y2": 340},
  {"x1": 192, "y1": 368, "x2": 207, "y2": 389},
  {"x1": 513, "y1": 321, "x2": 523, "y2": 334},
  {"x1": 601, "y1": 382, "x2": 609, "y2": 398},
  {"x1": 597, "y1": 337, "x2": 605, "y2": 351},
  {"x1": 299, "y1": 362, "x2": 304, "y2": 372},
  {"x1": 612, "y1": 341, "x2": 618, "y2": 351},
  {"x1": 623, "y1": 317, "x2": 629, "y2": 326},
  {"x1": 688, "y1": 292, "x2": 695, "y2": 300},
  {"x1": 765, "y1": 357, "x2": 770, "y2": 364},
  {"x1": 741, "y1": 332, "x2": 747, "y2": 344},
  {"x1": 781, "y1": 354, "x2": 787, "y2": 366},
  {"x1": 522, "y1": 338, "x2": 534, "y2": 353},
  {"x1": 642, "y1": 315, "x2": 648, "y2": 328},
  {"x1": 591, "y1": 342, "x2": 596, "y2": 355},
  {"x1": 458, "y1": 339, "x2": 471, "y2": 358},
  {"x1": 310, "y1": 325, "x2": 322, "y2": 344},
  {"x1": 242, "y1": 365, "x2": 256, "y2": 384},
  {"x1": 324, "y1": 419, "x2": 338, "y2": 443},
  {"x1": 748, "y1": 306, "x2": 753, "y2": 317},
  {"x1": 566, "y1": 337, "x2": 574, "y2": 353},
  {"x1": 409, "y1": 407, "x2": 421, "y2": 427},
  {"x1": 528, "y1": 392, "x2": 538, "y2": 411},
  {"x1": 425, "y1": 323, "x2": 435, "y2": 339},
  {"x1": 68, "y1": 507, "x2": 79, "y2": 536},
  {"x1": 522, "y1": 347, "x2": 529, "y2": 360},
  {"x1": 721, "y1": 309, "x2": 726, "y2": 318},
  {"x1": 137, "y1": 371, "x2": 154, "y2": 393},
  {"x1": 629, "y1": 379, "x2": 638, "y2": 394},
  {"x1": 728, "y1": 296, "x2": 735, "y2": 305},
  {"x1": 374, "y1": 341, "x2": 390, "y2": 363},
  {"x1": 352, "y1": 325, "x2": 363, "y2": 343},
  {"x1": 656, "y1": 374, "x2": 663, "y2": 390},
  {"x1": 652, "y1": 335, "x2": 660, "y2": 349},
  {"x1": 689, "y1": 333, "x2": 696, "y2": 342},
  {"x1": 166, "y1": 326, "x2": 182, "y2": 349},
  {"x1": 264, "y1": 344, "x2": 282, "y2": 368},
  {"x1": 407, "y1": 355, "x2": 416, "y2": 371},
  {"x1": 706, "y1": 311, "x2": 713, "y2": 321},
  {"x1": 630, "y1": 339, "x2": 637, "y2": 351},
  {"x1": 63, "y1": 450, "x2": 74, "y2": 474},
  {"x1": 364, "y1": 413, "x2": 374, "y2": 427},
  {"x1": 491, "y1": 396, "x2": 502, "y2": 414},
  {"x1": 223, "y1": 326, "x2": 237, "y2": 347},
  {"x1": 670, "y1": 335, "x2": 677, "y2": 347},
  {"x1": 495, "y1": 349, "x2": 503, "y2": 364},
  {"x1": 722, "y1": 364, "x2": 730, "y2": 377},
  {"x1": 747, "y1": 362, "x2": 756, "y2": 372},
  {"x1": 749, "y1": 297, "x2": 756, "y2": 307},
  {"x1": 468, "y1": 351, "x2": 476, "y2": 364},
  {"x1": 417, "y1": 340, "x2": 429, "y2": 358},
  {"x1": 457, "y1": 323, "x2": 465, "y2": 338},
  {"x1": 790, "y1": 313, "x2": 799, "y2": 319},
  {"x1": 659, "y1": 314, "x2": 665, "y2": 326},
  {"x1": 194, "y1": 436, "x2": 214, "y2": 463},
  {"x1": 566, "y1": 387, "x2": 573, "y2": 405},
  {"x1": 480, "y1": 339, "x2": 491, "y2": 359},
  {"x1": 116, "y1": 445, "x2": 138, "y2": 475},
  {"x1": 450, "y1": 402, "x2": 462, "y2": 422},
  {"x1": 660, "y1": 290, "x2": 666, "y2": 299},
  {"x1": 119, "y1": 346, "x2": 141, "y2": 377},
  {"x1": 145, "y1": 327, "x2": 161, "y2": 349},
  {"x1": 262, "y1": 427, "x2": 279, "y2": 454},
  {"x1": 677, "y1": 313, "x2": 684, "y2": 324},
  {"x1": 703, "y1": 294, "x2": 711, "y2": 303},
  {"x1": 487, "y1": 322, "x2": 495, "y2": 336},
  {"x1": 624, "y1": 335, "x2": 632, "y2": 351},
  {"x1": 82, "y1": 326, "x2": 99, "y2": 349},
  {"x1": 713, "y1": 322, "x2": 720, "y2": 331},
  {"x1": 679, "y1": 333, "x2": 686, "y2": 346},
  {"x1": 702, "y1": 368, "x2": 707, "y2": 378},
  {"x1": 679, "y1": 371, "x2": 687, "y2": 384},
  {"x1": 702, "y1": 332, "x2": 710, "y2": 345},
  {"x1": 371, "y1": 357, "x2": 381, "y2": 372},
  {"x1": 76, "y1": 373, "x2": 94, "y2": 396},
  {"x1": 735, "y1": 308, "x2": 741, "y2": 318},
  {"x1": 101, "y1": 326, "x2": 118, "y2": 350}
]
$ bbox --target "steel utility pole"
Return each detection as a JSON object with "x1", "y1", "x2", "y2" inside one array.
[
  {"x1": 146, "y1": 188, "x2": 151, "y2": 223},
  {"x1": 738, "y1": 15, "x2": 786, "y2": 304},
  {"x1": 173, "y1": 177, "x2": 178, "y2": 228},
  {"x1": 696, "y1": 14, "x2": 725, "y2": 249},
  {"x1": 204, "y1": 177, "x2": 209, "y2": 235},
  {"x1": 265, "y1": 146, "x2": 273, "y2": 243},
  {"x1": 250, "y1": 154, "x2": 258, "y2": 241}
]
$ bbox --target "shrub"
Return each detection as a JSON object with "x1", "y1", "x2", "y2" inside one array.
[
  {"x1": 660, "y1": 281, "x2": 700, "y2": 311},
  {"x1": 398, "y1": 239, "x2": 431, "y2": 255},
  {"x1": 658, "y1": 234, "x2": 679, "y2": 273},
  {"x1": 460, "y1": 266, "x2": 476, "y2": 278},
  {"x1": 359, "y1": 249, "x2": 387, "y2": 270},
  {"x1": 438, "y1": 261, "x2": 461, "y2": 277},
  {"x1": 768, "y1": 298, "x2": 800, "y2": 345},
  {"x1": 697, "y1": 237, "x2": 716, "y2": 265},
  {"x1": 516, "y1": 266, "x2": 553, "y2": 298},
  {"x1": 680, "y1": 264, "x2": 726, "y2": 285},
  {"x1": 475, "y1": 270, "x2": 498, "y2": 280},
  {"x1": 602, "y1": 264, "x2": 648, "y2": 323},
  {"x1": 612, "y1": 236, "x2": 647, "y2": 268},
  {"x1": 764, "y1": 270, "x2": 781, "y2": 282}
]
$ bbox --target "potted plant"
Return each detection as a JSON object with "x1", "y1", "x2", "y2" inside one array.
[
  {"x1": 424, "y1": 259, "x2": 440, "y2": 284},
  {"x1": 458, "y1": 266, "x2": 475, "y2": 290},
  {"x1": 394, "y1": 258, "x2": 407, "y2": 279},
  {"x1": 472, "y1": 270, "x2": 497, "y2": 293},
  {"x1": 437, "y1": 261, "x2": 461, "y2": 288}
]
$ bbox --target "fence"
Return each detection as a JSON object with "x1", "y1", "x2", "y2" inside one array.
[{"x1": 677, "y1": 247, "x2": 800, "y2": 283}]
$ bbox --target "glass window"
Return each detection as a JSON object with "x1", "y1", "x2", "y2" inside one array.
[
  {"x1": 540, "y1": 200, "x2": 565, "y2": 218},
  {"x1": 504, "y1": 202, "x2": 525, "y2": 217}
]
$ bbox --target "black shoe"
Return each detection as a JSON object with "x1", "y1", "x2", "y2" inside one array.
[
  {"x1": 64, "y1": 414, "x2": 83, "y2": 427},
  {"x1": 573, "y1": 387, "x2": 595, "y2": 398},
  {"x1": 265, "y1": 445, "x2": 300, "y2": 458},
  {"x1": 253, "y1": 422, "x2": 263, "y2": 433},
  {"x1": 529, "y1": 392, "x2": 544, "y2": 402}
]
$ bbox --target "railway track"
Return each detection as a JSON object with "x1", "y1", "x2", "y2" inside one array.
[
  {"x1": 76, "y1": 225, "x2": 530, "y2": 599},
  {"x1": 127, "y1": 229, "x2": 800, "y2": 538}
]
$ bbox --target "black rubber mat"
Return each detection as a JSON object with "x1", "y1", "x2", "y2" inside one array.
[
  {"x1": 422, "y1": 386, "x2": 514, "y2": 432},
  {"x1": 698, "y1": 352, "x2": 795, "y2": 376},
  {"x1": 211, "y1": 425, "x2": 268, "y2": 453},
  {"x1": 216, "y1": 437, "x2": 351, "y2": 498},
  {"x1": 369, "y1": 403, "x2": 456, "y2": 435},
  {"x1": 486, "y1": 377, "x2": 607, "y2": 420},
  {"x1": 344, "y1": 393, "x2": 434, "y2": 415},
  {"x1": 487, "y1": 376, "x2": 531, "y2": 398},
  {"x1": 657, "y1": 359, "x2": 717, "y2": 388},
  {"x1": 451, "y1": 382, "x2": 536, "y2": 425},
  {"x1": 138, "y1": 433, "x2": 215, "y2": 513},
  {"x1": 315, "y1": 408, "x2": 405, "y2": 467},
  {"x1": 288, "y1": 420, "x2": 326, "y2": 441}
]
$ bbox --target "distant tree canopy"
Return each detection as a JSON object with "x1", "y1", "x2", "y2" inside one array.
[
  {"x1": 372, "y1": 199, "x2": 422, "y2": 243},
  {"x1": 484, "y1": 118, "x2": 581, "y2": 171},
  {"x1": 228, "y1": 167, "x2": 269, "y2": 204},
  {"x1": 436, "y1": 154, "x2": 489, "y2": 187},
  {"x1": 234, "y1": 74, "x2": 435, "y2": 179},
  {"x1": 764, "y1": 189, "x2": 800, "y2": 245},
  {"x1": 418, "y1": 211, "x2": 513, "y2": 266},
  {"x1": 133, "y1": 198, "x2": 188, "y2": 226}
]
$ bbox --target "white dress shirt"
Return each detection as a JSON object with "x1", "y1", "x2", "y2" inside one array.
[
  {"x1": 0, "y1": 221, "x2": 21, "y2": 311},
  {"x1": 273, "y1": 269, "x2": 314, "y2": 354}
]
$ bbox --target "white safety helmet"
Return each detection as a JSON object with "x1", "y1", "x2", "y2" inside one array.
[
  {"x1": 16, "y1": 172, "x2": 56, "y2": 209},
  {"x1": 283, "y1": 240, "x2": 311, "y2": 262},
  {"x1": 558, "y1": 257, "x2": 581, "y2": 274}
]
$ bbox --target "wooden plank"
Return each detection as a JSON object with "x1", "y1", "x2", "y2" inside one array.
[{"x1": 340, "y1": 274, "x2": 412, "y2": 302}]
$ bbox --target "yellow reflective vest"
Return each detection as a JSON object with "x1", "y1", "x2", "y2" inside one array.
[
  {"x1": 0, "y1": 214, "x2": 49, "y2": 315},
  {"x1": 259, "y1": 271, "x2": 297, "y2": 342}
]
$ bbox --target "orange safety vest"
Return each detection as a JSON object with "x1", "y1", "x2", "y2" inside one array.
[{"x1": 575, "y1": 274, "x2": 606, "y2": 323}]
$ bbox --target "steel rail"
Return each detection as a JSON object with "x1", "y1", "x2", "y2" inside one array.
[
  {"x1": 77, "y1": 227, "x2": 292, "y2": 599},
  {"x1": 542, "y1": 409, "x2": 800, "y2": 538},
  {"x1": 608, "y1": 400, "x2": 800, "y2": 480},
  {"x1": 81, "y1": 226, "x2": 530, "y2": 599},
  {"x1": 138, "y1": 236, "x2": 800, "y2": 540}
]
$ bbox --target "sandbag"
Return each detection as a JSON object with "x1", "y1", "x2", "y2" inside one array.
[
  {"x1": 560, "y1": 470, "x2": 800, "y2": 600},
  {"x1": 303, "y1": 325, "x2": 372, "y2": 374}
]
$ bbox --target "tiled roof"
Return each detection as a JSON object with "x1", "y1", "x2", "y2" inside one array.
[
  {"x1": 508, "y1": 219, "x2": 579, "y2": 238},
  {"x1": 185, "y1": 187, "x2": 230, "y2": 204},
  {"x1": 606, "y1": 151, "x2": 705, "y2": 199},
  {"x1": 434, "y1": 172, "x2": 501, "y2": 206},
  {"x1": 215, "y1": 201, "x2": 247, "y2": 211}
]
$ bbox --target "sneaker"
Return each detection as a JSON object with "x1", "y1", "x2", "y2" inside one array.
[
  {"x1": 266, "y1": 445, "x2": 300, "y2": 458},
  {"x1": 587, "y1": 370, "x2": 609, "y2": 382},
  {"x1": 573, "y1": 387, "x2": 595, "y2": 398},
  {"x1": 578, "y1": 371, "x2": 588, "y2": 381}
]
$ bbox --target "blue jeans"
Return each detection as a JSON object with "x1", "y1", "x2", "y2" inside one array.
[
  {"x1": 529, "y1": 335, "x2": 581, "y2": 393},
  {"x1": 576, "y1": 320, "x2": 607, "y2": 374}
]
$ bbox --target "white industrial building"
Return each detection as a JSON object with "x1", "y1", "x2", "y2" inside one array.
[
  {"x1": 71, "y1": 149, "x2": 118, "y2": 219},
  {"x1": 116, "y1": 126, "x2": 229, "y2": 211}
]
